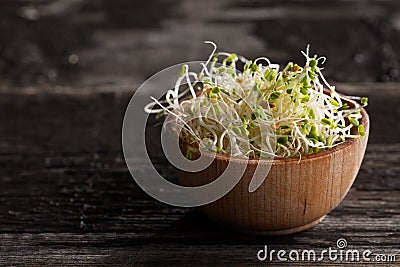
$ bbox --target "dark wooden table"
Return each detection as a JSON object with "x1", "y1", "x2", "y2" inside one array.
[{"x1": 0, "y1": 83, "x2": 399, "y2": 266}]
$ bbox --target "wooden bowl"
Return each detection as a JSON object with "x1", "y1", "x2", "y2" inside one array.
[{"x1": 176, "y1": 106, "x2": 369, "y2": 235}]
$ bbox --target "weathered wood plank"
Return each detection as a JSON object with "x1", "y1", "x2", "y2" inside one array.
[
  {"x1": 1, "y1": 0, "x2": 400, "y2": 90},
  {"x1": 1, "y1": 0, "x2": 400, "y2": 263},
  {"x1": 0, "y1": 225, "x2": 397, "y2": 266},
  {"x1": 0, "y1": 83, "x2": 399, "y2": 156},
  {"x1": 0, "y1": 84, "x2": 399, "y2": 265},
  {"x1": 0, "y1": 145, "x2": 398, "y2": 239}
]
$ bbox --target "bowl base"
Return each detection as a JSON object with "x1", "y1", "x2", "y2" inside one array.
[{"x1": 209, "y1": 215, "x2": 326, "y2": 236}]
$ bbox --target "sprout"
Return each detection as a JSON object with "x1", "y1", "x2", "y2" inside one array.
[
  {"x1": 337, "y1": 103, "x2": 349, "y2": 111},
  {"x1": 348, "y1": 116, "x2": 359, "y2": 127},
  {"x1": 145, "y1": 41, "x2": 368, "y2": 158},
  {"x1": 321, "y1": 118, "x2": 333, "y2": 126},
  {"x1": 277, "y1": 137, "x2": 288, "y2": 144},
  {"x1": 361, "y1": 97, "x2": 368, "y2": 105},
  {"x1": 178, "y1": 64, "x2": 187, "y2": 77},
  {"x1": 358, "y1": 125, "x2": 365, "y2": 136}
]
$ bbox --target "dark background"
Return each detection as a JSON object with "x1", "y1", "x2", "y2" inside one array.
[
  {"x1": 0, "y1": 1, "x2": 399, "y2": 266},
  {"x1": 1, "y1": 0, "x2": 400, "y2": 92}
]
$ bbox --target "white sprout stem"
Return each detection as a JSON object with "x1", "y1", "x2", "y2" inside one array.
[{"x1": 145, "y1": 42, "x2": 367, "y2": 159}]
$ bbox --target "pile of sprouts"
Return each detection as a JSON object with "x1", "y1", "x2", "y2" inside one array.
[{"x1": 145, "y1": 41, "x2": 368, "y2": 159}]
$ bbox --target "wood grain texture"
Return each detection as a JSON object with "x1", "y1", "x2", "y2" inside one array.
[
  {"x1": 177, "y1": 108, "x2": 369, "y2": 234},
  {"x1": 1, "y1": 0, "x2": 400, "y2": 89},
  {"x1": 0, "y1": 83, "x2": 399, "y2": 265}
]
